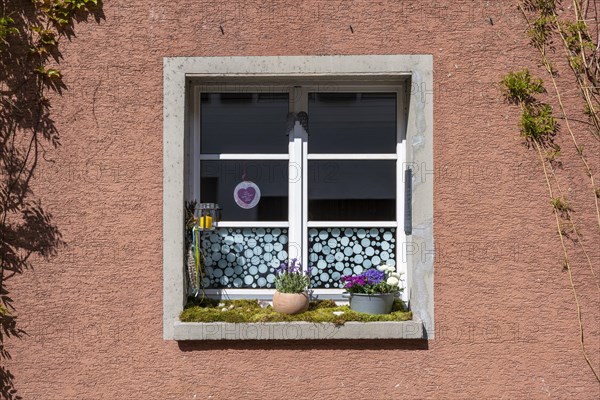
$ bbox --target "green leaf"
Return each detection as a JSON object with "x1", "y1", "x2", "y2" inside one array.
[
  {"x1": 46, "y1": 69, "x2": 61, "y2": 78},
  {"x1": 501, "y1": 69, "x2": 545, "y2": 104}
]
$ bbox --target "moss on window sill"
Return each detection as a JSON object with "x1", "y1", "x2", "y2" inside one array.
[{"x1": 180, "y1": 298, "x2": 413, "y2": 325}]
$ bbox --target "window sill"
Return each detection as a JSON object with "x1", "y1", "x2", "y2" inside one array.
[{"x1": 173, "y1": 318, "x2": 424, "y2": 340}]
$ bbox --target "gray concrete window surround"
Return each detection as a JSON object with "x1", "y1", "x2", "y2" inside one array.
[{"x1": 163, "y1": 55, "x2": 434, "y2": 340}]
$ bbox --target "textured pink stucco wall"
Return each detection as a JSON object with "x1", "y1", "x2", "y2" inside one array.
[{"x1": 6, "y1": 1, "x2": 600, "y2": 398}]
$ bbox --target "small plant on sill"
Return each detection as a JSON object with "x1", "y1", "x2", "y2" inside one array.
[
  {"x1": 274, "y1": 258, "x2": 311, "y2": 294},
  {"x1": 272, "y1": 258, "x2": 311, "y2": 314},
  {"x1": 341, "y1": 264, "x2": 403, "y2": 295},
  {"x1": 341, "y1": 264, "x2": 404, "y2": 315}
]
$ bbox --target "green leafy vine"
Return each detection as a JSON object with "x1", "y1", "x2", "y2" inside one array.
[
  {"x1": 502, "y1": 0, "x2": 600, "y2": 383},
  {"x1": 1, "y1": 1, "x2": 104, "y2": 398}
]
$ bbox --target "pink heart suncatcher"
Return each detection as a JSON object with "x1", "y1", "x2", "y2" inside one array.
[{"x1": 234, "y1": 181, "x2": 261, "y2": 209}]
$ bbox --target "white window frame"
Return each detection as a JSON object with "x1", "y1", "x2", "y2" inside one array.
[
  {"x1": 189, "y1": 84, "x2": 407, "y2": 300},
  {"x1": 300, "y1": 85, "x2": 407, "y2": 299},
  {"x1": 163, "y1": 55, "x2": 434, "y2": 340}
]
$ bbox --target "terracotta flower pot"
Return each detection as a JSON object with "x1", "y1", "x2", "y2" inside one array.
[{"x1": 272, "y1": 291, "x2": 310, "y2": 314}]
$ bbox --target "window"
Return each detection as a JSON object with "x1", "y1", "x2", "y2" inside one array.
[
  {"x1": 164, "y1": 56, "x2": 433, "y2": 340},
  {"x1": 189, "y1": 85, "x2": 407, "y2": 299}
]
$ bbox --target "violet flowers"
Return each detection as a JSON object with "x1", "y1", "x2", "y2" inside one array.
[
  {"x1": 341, "y1": 264, "x2": 403, "y2": 295},
  {"x1": 274, "y1": 258, "x2": 311, "y2": 294}
]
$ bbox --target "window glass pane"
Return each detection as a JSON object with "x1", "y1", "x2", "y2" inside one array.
[
  {"x1": 308, "y1": 92, "x2": 396, "y2": 153},
  {"x1": 308, "y1": 227, "x2": 396, "y2": 288},
  {"x1": 201, "y1": 93, "x2": 289, "y2": 153},
  {"x1": 200, "y1": 160, "x2": 288, "y2": 221},
  {"x1": 201, "y1": 227, "x2": 287, "y2": 288},
  {"x1": 308, "y1": 160, "x2": 396, "y2": 221}
]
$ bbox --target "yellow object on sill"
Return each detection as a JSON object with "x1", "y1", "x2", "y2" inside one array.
[{"x1": 199, "y1": 216, "x2": 213, "y2": 229}]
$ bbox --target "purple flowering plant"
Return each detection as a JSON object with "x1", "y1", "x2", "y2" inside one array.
[
  {"x1": 341, "y1": 264, "x2": 403, "y2": 295},
  {"x1": 274, "y1": 258, "x2": 311, "y2": 294}
]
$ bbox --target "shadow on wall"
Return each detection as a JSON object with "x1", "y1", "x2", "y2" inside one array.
[
  {"x1": 178, "y1": 339, "x2": 429, "y2": 352},
  {"x1": 0, "y1": 2, "x2": 104, "y2": 399}
]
